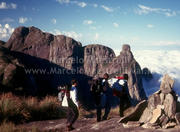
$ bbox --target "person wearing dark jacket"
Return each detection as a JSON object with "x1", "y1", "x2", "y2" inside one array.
[
  {"x1": 102, "y1": 73, "x2": 112, "y2": 120},
  {"x1": 90, "y1": 78, "x2": 103, "y2": 122},
  {"x1": 118, "y1": 74, "x2": 130, "y2": 117}
]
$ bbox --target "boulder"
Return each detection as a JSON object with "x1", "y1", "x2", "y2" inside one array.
[
  {"x1": 164, "y1": 93, "x2": 176, "y2": 118},
  {"x1": 149, "y1": 106, "x2": 162, "y2": 124},
  {"x1": 147, "y1": 93, "x2": 161, "y2": 111},
  {"x1": 142, "y1": 123, "x2": 161, "y2": 129},
  {"x1": 139, "y1": 74, "x2": 179, "y2": 129},
  {"x1": 175, "y1": 113, "x2": 180, "y2": 125},
  {"x1": 119, "y1": 100, "x2": 147, "y2": 123},
  {"x1": 160, "y1": 92, "x2": 165, "y2": 105},
  {"x1": 122, "y1": 121, "x2": 141, "y2": 128},
  {"x1": 160, "y1": 74, "x2": 174, "y2": 94},
  {"x1": 139, "y1": 108, "x2": 152, "y2": 123},
  {"x1": 163, "y1": 122, "x2": 177, "y2": 129}
]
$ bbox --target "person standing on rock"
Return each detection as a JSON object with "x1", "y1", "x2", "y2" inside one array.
[
  {"x1": 90, "y1": 77, "x2": 104, "y2": 122},
  {"x1": 115, "y1": 74, "x2": 131, "y2": 117},
  {"x1": 101, "y1": 73, "x2": 112, "y2": 120},
  {"x1": 62, "y1": 79, "x2": 79, "y2": 131}
]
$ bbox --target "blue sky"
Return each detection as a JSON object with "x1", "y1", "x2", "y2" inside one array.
[{"x1": 0, "y1": 0, "x2": 180, "y2": 50}]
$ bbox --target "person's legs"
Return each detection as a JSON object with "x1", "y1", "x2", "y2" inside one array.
[
  {"x1": 67, "y1": 107, "x2": 75, "y2": 130},
  {"x1": 95, "y1": 95, "x2": 102, "y2": 122},
  {"x1": 71, "y1": 106, "x2": 79, "y2": 125},
  {"x1": 67, "y1": 99, "x2": 78, "y2": 131},
  {"x1": 103, "y1": 98, "x2": 111, "y2": 120},
  {"x1": 96, "y1": 105, "x2": 102, "y2": 122},
  {"x1": 119, "y1": 96, "x2": 124, "y2": 117}
]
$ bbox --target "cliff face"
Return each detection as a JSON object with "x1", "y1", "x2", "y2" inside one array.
[
  {"x1": 83, "y1": 44, "x2": 115, "y2": 76},
  {"x1": 4, "y1": 26, "x2": 146, "y2": 104},
  {"x1": 6, "y1": 26, "x2": 83, "y2": 71}
]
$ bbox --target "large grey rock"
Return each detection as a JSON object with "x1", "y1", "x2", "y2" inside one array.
[
  {"x1": 83, "y1": 44, "x2": 115, "y2": 76},
  {"x1": 139, "y1": 108, "x2": 152, "y2": 123},
  {"x1": 49, "y1": 35, "x2": 83, "y2": 70},
  {"x1": 164, "y1": 93, "x2": 176, "y2": 118},
  {"x1": 149, "y1": 106, "x2": 162, "y2": 124},
  {"x1": 6, "y1": 26, "x2": 83, "y2": 71},
  {"x1": 160, "y1": 74, "x2": 174, "y2": 94},
  {"x1": 175, "y1": 113, "x2": 180, "y2": 124},
  {"x1": 148, "y1": 93, "x2": 161, "y2": 111},
  {"x1": 138, "y1": 74, "x2": 178, "y2": 129},
  {"x1": 122, "y1": 121, "x2": 141, "y2": 128},
  {"x1": 119, "y1": 100, "x2": 147, "y2": 123}
]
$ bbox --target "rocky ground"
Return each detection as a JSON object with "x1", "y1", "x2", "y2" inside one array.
[{"x1": 19, "y1": 116, "x2": 180, "y2": 132}]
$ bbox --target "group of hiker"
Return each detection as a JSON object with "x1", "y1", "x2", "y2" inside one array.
[{"x1": 58, "y1": 73, "x2": 131, "y2": 131}]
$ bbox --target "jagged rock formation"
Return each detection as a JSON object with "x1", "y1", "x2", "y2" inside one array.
[
  {"x1": 99, "y1": 44, "x2": 147, "y2": 104},
  {"x1": 3, "y1": 26, "x2": 146, "y2": 104},
  {"x1": 6, "y1": 26, "x2": 83, "y2": 71},
  {"x1": 83, "y1": 44, "x2": 115, "y2": 76},
  {"x1": 120, "y1": 74, "x2": 180, "y2": 129}
]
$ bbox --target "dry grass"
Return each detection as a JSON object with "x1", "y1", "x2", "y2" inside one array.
[{"x1": 0, "y1": 93, "x2": 66, "y2": 124}]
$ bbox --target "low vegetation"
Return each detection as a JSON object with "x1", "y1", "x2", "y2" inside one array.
[{"x1": 0, "y1": 93, "x2": 66, "y2": 124}]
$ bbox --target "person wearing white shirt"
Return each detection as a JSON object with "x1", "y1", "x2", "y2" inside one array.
[{"x1": 62, "y1": 80, "x2": 79, "y2": 131}]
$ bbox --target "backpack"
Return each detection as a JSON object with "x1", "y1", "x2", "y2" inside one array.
[
  {"x1": 58, "y1": 86, "x2": 66, "y2": 102},
  {"x1": 91, "y1": 78, "x2": 103, "y2": 95},
  {"x1": 112, "y1": 80, "x2": 124, "y2": 97}
]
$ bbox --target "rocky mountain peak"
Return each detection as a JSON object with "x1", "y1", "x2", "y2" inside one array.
[{"x1": 122, "y1": 44, "x2": 131, "y2": 52}]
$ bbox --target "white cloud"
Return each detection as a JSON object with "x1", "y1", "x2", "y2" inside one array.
[
  {"x1": 51, "y1": 18, "x2": 57, "y2": 24},
  {"x1": 2, "y1": 18, "x2": 14, "y2": 23},
  {"x1": 10, "y1": 3, "x2": 17, "y2": 9},
  {"x1": 147, "y1": 24, "x2": 154, "y2": 28},
  {"x1": 56, "y1": 0, "x2": 87, "y2": 8},
  {"x1": 101, "y1": 5, "x2": 113, "y2": 12},
  {"x1": 83, "y1": 20, "x2": 93, "y2": 25},
  {"x1": 0, "y1": 24, "x2": 14, "y2": 40},
  {"x1": 113, "y1": 22, "x2": 119, "y2": 28},
  {"x1": 136, "y1": 4, "x2": 177, "y2": 17},
  {"x1": 56, "y1": 0, "x2": 70, "y2": 4},
  {"x1": 0, "y1": 2, "x2": 17, "y2": 9},
  {"x1": 19, "y1": 17, "x2": 28, "y2": 24},
  {"x1": 134, "y1": 50, "x2": 180, "y2": 96},
  {"x1": 151, "y1": 40, "x2": 180, "y2": 46},
  {"x1": 94, "y1": 33, "x2": 99, "y2": 40},
  {"x1": 51, "y1": 29, "x2": 82, "y2": 41},
  {"x1": 77, "y1": 2, "x2": 87, "y2": 8},
  {"x1": 0, "y1": 2, "x2": 7, "y2": 9}
]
